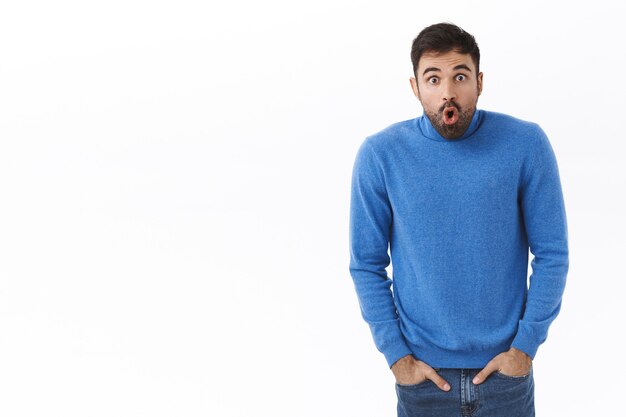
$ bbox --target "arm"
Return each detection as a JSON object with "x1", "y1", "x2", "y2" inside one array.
[
  {"x1": 348, "y1": 139, "x2": 413, "y2": 368},
  {"x1": 510, "y1": 125, "x2": 569, "y2": 359}
]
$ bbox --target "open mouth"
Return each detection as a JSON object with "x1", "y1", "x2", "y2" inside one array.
[{"x1": 443, "y1": 106, "x2": 459, "y2": 125}]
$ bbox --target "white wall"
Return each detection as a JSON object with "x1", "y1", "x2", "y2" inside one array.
[{"x1": 0, "y1": 1, "x2": 623, "y2": 415}]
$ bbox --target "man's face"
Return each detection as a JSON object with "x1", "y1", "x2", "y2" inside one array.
[{"x1": 410, "y1": 50, "x2": 483, "y2": 140}]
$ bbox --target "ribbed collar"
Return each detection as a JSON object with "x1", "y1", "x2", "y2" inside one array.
[{"x1": 416, "y1": 108, "x2": 484, "y2": 142}]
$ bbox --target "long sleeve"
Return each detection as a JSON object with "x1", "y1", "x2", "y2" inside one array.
[
  {"x1": 348, "y1": 139, "x2": 413, "y2": 368},
  {"x1": 510, "y1": 125, "x2": 569, "y2": 359}
]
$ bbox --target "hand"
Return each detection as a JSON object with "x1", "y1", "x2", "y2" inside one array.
[
  {"x1": 391, "y1": 355, "x2": 451, "y2": 391},
  {"x1": 472, "y1": 347, "x2": 532, "y2": 385}
]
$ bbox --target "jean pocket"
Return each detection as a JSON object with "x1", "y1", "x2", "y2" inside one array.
[
  {"x1": 396, "y1": 379, "x2": 428, "y2": 388},
  {"x1": 494, "y1": 364, "x2": 532, "y2": 380}
]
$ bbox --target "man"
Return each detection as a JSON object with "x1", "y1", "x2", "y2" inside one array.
[{"x1": 348, "y1": 23, "x2": 568, "y2": 417}]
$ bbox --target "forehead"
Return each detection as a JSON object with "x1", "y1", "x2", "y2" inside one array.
[{"x1": 418, "y1": 50, "x2": 475, "y2": 74}]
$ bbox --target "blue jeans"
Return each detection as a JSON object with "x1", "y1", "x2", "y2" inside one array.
[{"x1": 395, "y1": 365, "x2": 534, "y2": 417}]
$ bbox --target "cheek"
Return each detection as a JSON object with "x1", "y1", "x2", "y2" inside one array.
[{"x1": 461, "y1": 88, "x2": 480, "y2": 103}]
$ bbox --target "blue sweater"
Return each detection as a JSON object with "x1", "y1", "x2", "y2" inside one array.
[{"x1": 348, "y1": 108, "x2": 569, "y2": 369}]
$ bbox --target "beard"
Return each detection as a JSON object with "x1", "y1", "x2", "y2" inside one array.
[{"x1": 424, "y1": 102, "x2": 476, "y2": 140}]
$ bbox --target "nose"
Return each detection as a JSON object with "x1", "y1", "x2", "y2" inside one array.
[{"x1": 442, "y1": 80, "x2": 457, "y2": 103}]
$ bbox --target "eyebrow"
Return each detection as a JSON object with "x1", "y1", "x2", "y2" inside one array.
[{"x1": 422, "y1": 64, "x2": 472, "y2": 76}]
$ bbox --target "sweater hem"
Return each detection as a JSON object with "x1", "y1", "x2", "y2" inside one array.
[{"x1": 406, "y1": 340, "x2": 512, "y2": 369}]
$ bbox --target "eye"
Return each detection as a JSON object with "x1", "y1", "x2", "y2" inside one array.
[
  {"x1": 428, "y1": 77, "x2": 439, "y2": 84},
  {"x1": 456, "y1": 74, "x2": 467, "y2": 81}
]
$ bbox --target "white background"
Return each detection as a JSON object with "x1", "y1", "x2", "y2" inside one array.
[{"x1": 0, "y1": 1, "x2": 624, "y2": 416}]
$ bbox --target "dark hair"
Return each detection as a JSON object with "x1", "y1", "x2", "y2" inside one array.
[{"x1": 410, "y1": 23, "x2": 480, "y2": 77}]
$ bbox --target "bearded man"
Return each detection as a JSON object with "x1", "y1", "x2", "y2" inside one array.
[{"x1": 348, "y1": 22, "x2": 569, "y2": 417}]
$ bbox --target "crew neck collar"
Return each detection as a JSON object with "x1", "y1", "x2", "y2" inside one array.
[{"x1": 416, "y1": 108, "x2": 483, "y2": 142}]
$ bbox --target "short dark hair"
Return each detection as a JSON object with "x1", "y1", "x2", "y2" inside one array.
[{"x1": 410, "y1": 23, "x2": 480, "y2": 77}]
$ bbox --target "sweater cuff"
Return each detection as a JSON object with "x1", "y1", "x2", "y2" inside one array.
[
  {"x1": 510, "y1": 321, "x2": 541, "y2": 360},
  {"x1": 383, "y1": 339, "x2": 414, "y2": 369}
]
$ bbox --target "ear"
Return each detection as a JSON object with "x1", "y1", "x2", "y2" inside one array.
[
  {"x1": 410, "y1": 77, "x2": 420, "y2": 100},
  {"x1": 477, "y1": 72, "x2": 484, "y2": 96}
]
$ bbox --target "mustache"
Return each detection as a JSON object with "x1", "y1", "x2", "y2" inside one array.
[{"x1": 440, "y1": 102, "x2": 460, "y2": 112}]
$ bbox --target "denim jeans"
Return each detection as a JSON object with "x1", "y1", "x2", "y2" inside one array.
[{"x1": 395, "y1": 365, "x2": 534, "y2": 417}]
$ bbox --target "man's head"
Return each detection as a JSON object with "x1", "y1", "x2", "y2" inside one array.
[{"x1": 409, "y1": 23, "x2": 483, "y2": 140}]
